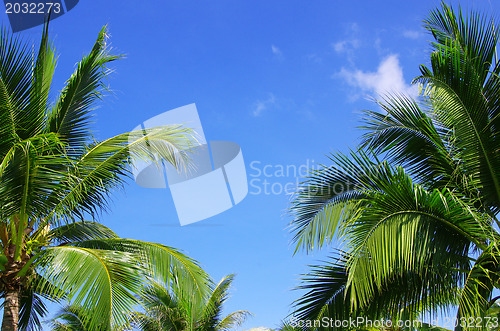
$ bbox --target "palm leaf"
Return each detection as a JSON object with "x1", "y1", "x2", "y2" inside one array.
[
  {"x1": 71, "y1": 238, "x2": 210, "y2": 299},
  {"x1": 47, "y1": 26, "x2": 120, "y2": 149},
  {"x1": 42, "y1": 125, "x2": 195, "y2": 226},
  {"x1": 49, "y1": 221, "x2": 119, "y2": 245},
  {"x1": 35, "y1": 246, "x2": 142, "y2": 330}
]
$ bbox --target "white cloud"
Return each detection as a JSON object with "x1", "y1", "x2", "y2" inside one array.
[
  {"x1": 346, "y1": 22, "x2": 360, "y2": 33},
  {"x1": 271, "y1": 45, "x2": 283, "y2": 58},
  {"x1": 332, "y1": 39, "x2": 360, "y2": 54},
  {"x1": 252, "y1": 93, "x2": 276, "y2": 117},
  {"x1": 246, "y1": 328, "x2": 272, "y2": 331},
  {"x1": 338, "y1": 54, "x2": 417, "y2": 98},
  {"x1": 402, "y1": 30, "x2": 421, "y2": 39},
  {"x1": 306, "y1": 53, "x2": 322, "y2": 63}
]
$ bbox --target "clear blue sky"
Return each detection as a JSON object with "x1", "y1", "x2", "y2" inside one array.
[{"x1": 2, "y1": 0, "x2": 499, "y2": 329}]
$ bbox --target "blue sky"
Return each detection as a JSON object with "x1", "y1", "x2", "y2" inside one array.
[{"x1": 2, "y1": 0, "x2": 500, "y2": 329}]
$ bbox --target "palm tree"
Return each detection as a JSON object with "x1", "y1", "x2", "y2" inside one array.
[
  {"x1": 49, "y1": 303, "x2": 132, "y2": 331},
  {"x1": 48, "y1": 305, "x2": 89, "y2": 331},
  {"x1": 0, "y1": 23, "x2": 209, "y2": 331},
  {"x1": 48, "y1": 305, "x2": 113, "y2": 331},
  {"x1": 289, "y1": 2, "x2": 500, "y2": 329},
  {"x1": 132, "y1": 274, "x2": 251, "y2": 331}
]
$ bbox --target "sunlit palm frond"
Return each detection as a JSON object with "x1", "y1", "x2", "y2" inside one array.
[
  {"x1": 0, "y1": 26, "x2": 33, "y2": 155},
  {"x1": 48, "y1": 305, "x2": 93, "y2": 331},
  {"x1": 49, "y1": 221, "x2": 118, "y2": 245},
  {"x1": 456, "y1": 243, "x2": 500, "y2": 323},
  {"x1": 345, "y1": 166, "x2": 492, "y2": 310},
  {"x1": 360, "y1": 94, "x2": 459, "y2": 190},
  {"x1": 292, "y1": 253, "x2": 351, "y2": 323},
  {"x1": 47, "y1": 26, "x2": 120, "y2": 149},
  {"x1": 215, "y1": 310, "x2": 252, "y2": 330},
  {"x1": 135, "y1": 274, "x2": 249, "y2": 331},
  {"x1": 415, "y1": 3, "x2": 500, "y2": 213},
  {"x1": 42, "y1": 125, "x2": 195, "y2": 226},
  {"x1": 199, "y1": 274, "x2": 252, "y2": 330},
  {"x1": 35, "y1": 246, "x2": 141, "y2": 330},
  {"x1": 18, "y1": 288, "x2": 48, "y2": 331},
  {"x1": 19, "y1": 21, "x2": 56, "y2": 140},
  {"x1": 71, "y1": 238, "x2": 210, "y2": 300},
  {"x1": 289, "y1": 150, "x2": 385, "y2": 253}
]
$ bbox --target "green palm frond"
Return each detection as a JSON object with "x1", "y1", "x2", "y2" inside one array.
[
  {"x1": 47, "y1": 26, "x2": 120, "y2": 149},
  {"x1": 289, "y1": 150, "x2": 381, "y2": 253},
  {"x1": 290, "y1": 150, "x2": 495, "y2": 322},
  {"x1": 18, "y1": 288, "x2": 48, "y2": 331},
  {"x1": 48, "y1": 221, "x2": 119, "y2": 245},
  {"x1": 199, "y1": 274, "x2": 252, "y2": 330},
  {"x1": 134, "y1": 274, "x2": 250, "y2": 331},
  {"x1": 0, "y1": 27, "x2": 33, "y2": 154},
  {"x1": 414, "y1": 2, "x2": 500, "y2": 213},
  {"x1": 457, "y1": 243, "x2": 500, "y2": 323},
  {"x1": 42, "y1": 125, "x2": 195, "y2": 226},
  {"x1": 293, "y1": 252, "x2": 462, "y2": 329},
  {"x1": 292, "y1": 253, "x2": 351, "y2": 323},
  {"x1": 345, "y1": 166, "x2": 492, "y2": 310},
  {"x1": 360, "y1": 94, "x2": 458, "y2": 190},
  {"x1": 0, "y1": 132, "x2": 68, "y2": 222},
  {"x1": 135, "y1": 282, "x2": 188, "y2": 331},
  {"x1": 290, "y1": 2, "x2": 500, "y2": 328},
  {"x1": 215, "y1": 310, "x2": 252, "y2": 330},
  {"x1": 423, "y1": 2, "x2": 498, "y2": 83},
  {"x1": 19, "y1": 21, "x2": 56, "y2": 140},
  {"x1": 35, "y1": 246, "x2": 141, "y2": 330},
  {"x1": 71, "y1": 238, "x2": 210, "y2": 299},
  {"x1": 49, "y1": 305, "x2": 93, "y2": 331},
  {"x1": 0, "y1": 21, "x2": 211, "y2": 329}
]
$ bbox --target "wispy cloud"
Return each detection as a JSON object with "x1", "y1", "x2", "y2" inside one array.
[
  {"x1": 332, "y1": 22, "x2": 361, "y2": 64},
  {"x1": 252, "y1": 93, "x2": 276, "y2": 117},
  {"x1": 402, "y1": 30, "x2": 421, "y2": 39},
  {"x1": 306, "y1": 53, "x2": 322, "y2": 64},
  {"x1": 332, "y1": 39, "x2": 360, "y2": 54},
  {"x1": 338, "y1": 54, "x2": 417, "y2": 99},
  {"x1": 271, "y1": 45, "x2": 283, "y2": 59}
]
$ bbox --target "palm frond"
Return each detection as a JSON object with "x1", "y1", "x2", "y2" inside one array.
[
  {"x1": 47, "y1": 26, "x2": 120, "y2": 149},
  {"x1": 18, "y1": 21, "x2": 56, "y2": 140},
  {"x1": 415, "y1": 2, "x2": 500, "y2": 213},
  {"x1": 0, "y1": 26, "x2": 33, "y2": 155},
  {"x1": 292, "y1": 253, "x2": 351, "y2": 323},
  {"x1": 360, "y1": 94, "x2": 458, "y2": 190},
  {"x1": 35, "y1": 246, "x2": 141, "y2": 330},
  {"x1": 43, "y1": 125, "x2": 195, "y2": 226},
  {"x1": 289, "y1": 150, "x2": 381, "y2": 253},
  {"x1": 48, "y1": 305, "x2": 93, "y2": 331},
  {"x1": 456, "y1": 243, "x2": 500, "y2": 322},
  {"x1": 18, "y1": 288, "x2": 48, "y2": 331},
  {"x1": 71, "y1": 238, "x2": 210, "y2": 299},
  {"x1": 215, "y1": 310, "x2": 252, "y2": 330},
  {"x1": 49, "y1": 221, "x2": 118, "y2": 245}
]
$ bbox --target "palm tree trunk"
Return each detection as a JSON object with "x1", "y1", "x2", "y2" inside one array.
[{"x1": 2, "y1": 286, "x2": 20, "y2": 331}]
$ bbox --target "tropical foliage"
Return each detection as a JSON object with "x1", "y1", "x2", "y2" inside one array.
[
  {"x1": 49, "y1": 305, "x2": 108, "y2": 331},
  {"x1": 289, "y1": 2, "x2": 500, "y2": 329},
  {"x1": 131, "y1": 274, "x2": 251, "y2": 331},
  {"x1": 0, "y1": 23, "x2": 209, "y2": 331}
]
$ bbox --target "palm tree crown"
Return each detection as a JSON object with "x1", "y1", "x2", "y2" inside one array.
[
  {"x1": 132, "y1": 274, "x2": 251, "y2": 331},
  {"x1": 0, "y1": 23, "x2": 209, "y2": 331},
  {"x1": 289, "y1": 3, "x2": 500, "y2": 329}
]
